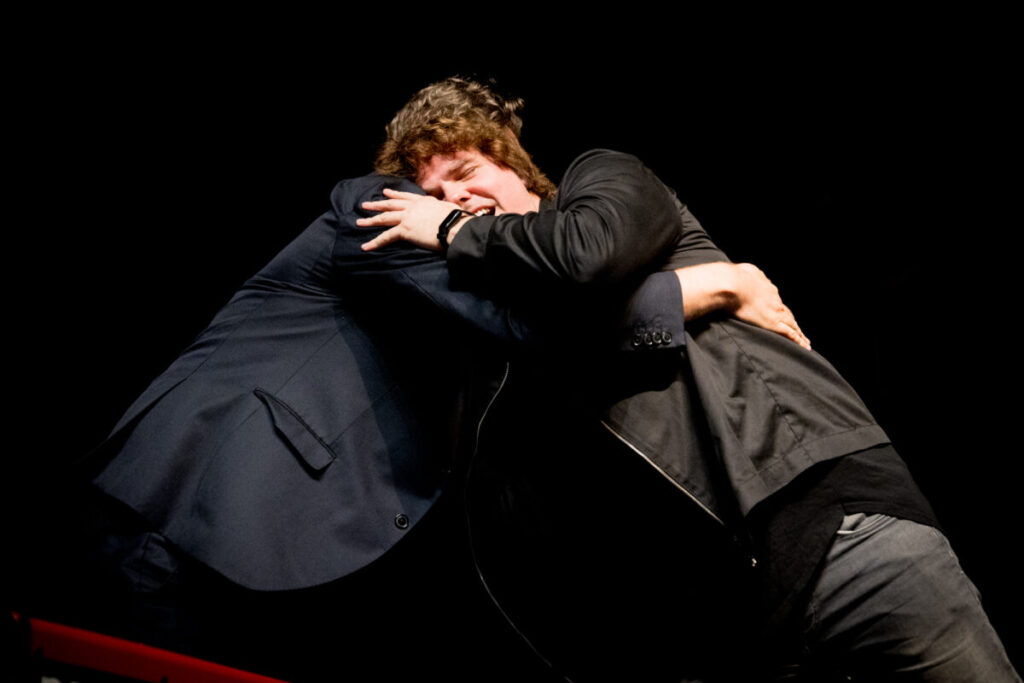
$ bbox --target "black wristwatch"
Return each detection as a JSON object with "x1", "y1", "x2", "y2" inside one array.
[{"x1": 437, "y1": 209, "x2": 472, "y2": 252}]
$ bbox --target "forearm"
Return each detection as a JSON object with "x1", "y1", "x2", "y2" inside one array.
[
  {"x1": 674, "y1": 262, "x2": 811, "y2": 350},
  {"x1": 335, "y1": 174, "x2": 685, "y2": 352},
  {"x1": 447, "y1": 150, "x2": 683, "y2": 291},
  {"x1": 674, "y1": 262, "x2": 741, "y2": 321}
]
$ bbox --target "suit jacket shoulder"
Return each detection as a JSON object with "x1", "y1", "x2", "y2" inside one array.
[{"x1": 92, "y1": 176, "x2": 459, "y2": 590}]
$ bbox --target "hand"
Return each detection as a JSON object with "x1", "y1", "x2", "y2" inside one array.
[
  {"x1": 675, "y1": 262, "x2": 810, "y2": 350},
  {"x1": 358, "y1": 188, "x2": 460, "y2": 251},
  {"x1": 731, "y1": 263, "x2": 811, "y2": 350}
]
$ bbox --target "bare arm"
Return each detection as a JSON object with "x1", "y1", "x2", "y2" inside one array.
[{"x1": 675, "y1": 262, "x2": 810, "y2": 350}]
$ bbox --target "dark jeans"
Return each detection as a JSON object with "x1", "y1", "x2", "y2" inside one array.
[{"x1": 774, "y1": 514, "x2": 1020, "y2": 682}]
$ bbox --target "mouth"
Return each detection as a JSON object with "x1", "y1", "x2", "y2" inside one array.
[{"x1": 472, "y1": 207, "x2": 496, "y2": 217}]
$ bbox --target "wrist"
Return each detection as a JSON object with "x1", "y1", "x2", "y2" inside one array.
[
  {"x1": 437, "y1": 209, "x2": 473, "y2": 252},
  {"x1": 675, "y1": 262, "x2": 740, "y2": 321},
  {"x1": 445, "y1": 214, "x2": 473, "y2": 246}
]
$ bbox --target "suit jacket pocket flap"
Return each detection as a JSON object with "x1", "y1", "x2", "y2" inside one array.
[{"x1": 254, "y1": 388, "x2": 337, "y2": 473}]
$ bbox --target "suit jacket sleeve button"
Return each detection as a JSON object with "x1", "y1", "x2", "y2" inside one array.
[
  {"x1": 662, "y1": 331, "x2": 673, "y2": 344},
  {"x1": 631, "y1": 333, "x2": 644, "y2": 348},
  {"x1": 643, "y1": 332, "x2": 654, "y2": 346},
  {"x1": 394, "y1": 513, "x2": 410, "y2": 530},
  {"x1": 651, "y1": 331, "x2": 663, "y2": 344}
]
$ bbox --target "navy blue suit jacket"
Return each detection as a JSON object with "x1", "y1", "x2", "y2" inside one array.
[{"x1": 90, "y1": 173, "x2": 684, "y2": 590}]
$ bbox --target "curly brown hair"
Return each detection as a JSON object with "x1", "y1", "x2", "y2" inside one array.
[{"x1": 375, "y1": 77, "x2": 557, "y2": 200}]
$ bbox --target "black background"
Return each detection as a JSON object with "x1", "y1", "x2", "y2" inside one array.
[{"x1": 9, "y1": 13, "x2": 1020, "y2": 672}]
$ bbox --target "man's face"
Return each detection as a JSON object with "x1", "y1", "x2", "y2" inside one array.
[{"x1": 416, "y1": 149, "x2": 541, "y2": 216}]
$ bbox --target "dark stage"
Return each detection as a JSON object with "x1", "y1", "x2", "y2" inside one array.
[{"x1": 8, "y1": 21, "x2": 1020, "y2": 679}]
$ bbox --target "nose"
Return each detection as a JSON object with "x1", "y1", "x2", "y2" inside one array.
[{"x1": 441, "y1": 181, "x2": 471, "y2": 205}]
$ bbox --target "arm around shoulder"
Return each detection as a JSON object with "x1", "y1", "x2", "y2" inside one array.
[{"x1": 447, "y1": 150, "x2": 684, "y2": 290}]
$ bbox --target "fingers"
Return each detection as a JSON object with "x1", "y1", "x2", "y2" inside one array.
[
  {"x1": 359, "y1": 201, "x2": 398, "y2": 213},
  {"x1": 356, "y1": 210, "x2": 403, "y2": 228},
  {"x1": 737, "y1": 262, "x2": 765, "y2": 278},
  {"x1": 779, "y1": 324, "x2": 812, "y2": 350},
  {"x1": 359, "y1": 190, "x2": 444, "y2": 227},
  {"x1": 381, "y1": 188, "x2": 424, "y2": 200},
  {"x1": 360, "y1": 191, "x2": 418, "y2": 216},
  {"x1": 777, "y1": 306, "x2": 811, "y2": 350},
  {"x1": 357, "y1": 190, "x2": 451, "y2": 252},
  {"x1": 361, "y1": 198, "x2": 413, "y2": 213},
  {"x1": 360, "y1": 194, "x2": 409, "y2": 215},
  {"x1": 361, "y1": 227, "x2": 404, "y2": 252},
  {"x1": 738, "y1": 262, "x2": 811, "y2": 350},
  {"x1": 361, "y1": 189, "x2": 434, "y2": 211},
  {"x1": 781, "y1": 304, "x2": 810, "y2": 350},
  {"x1": 776, "y1": 322, "x2": 810, "y2": 350}
]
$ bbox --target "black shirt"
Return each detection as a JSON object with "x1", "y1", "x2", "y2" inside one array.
[{"x1": 748, "y1": 444, "x2": 939, "y2": 633}]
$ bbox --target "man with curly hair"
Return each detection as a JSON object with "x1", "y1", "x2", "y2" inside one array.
[{"x1": 359, "y1": 76, "x2": 1020, "y2": 682}]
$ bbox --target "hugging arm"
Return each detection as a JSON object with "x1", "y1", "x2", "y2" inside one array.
[
  {"x1": 446, "y1": 150, "x2": 679, "y2": 289},
  {"x1": 442, "y1": 150, "x2": 809, "y2": 348},
  {"x1": 332, "y1": 174, "x2": 685, "y2": 352}
]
